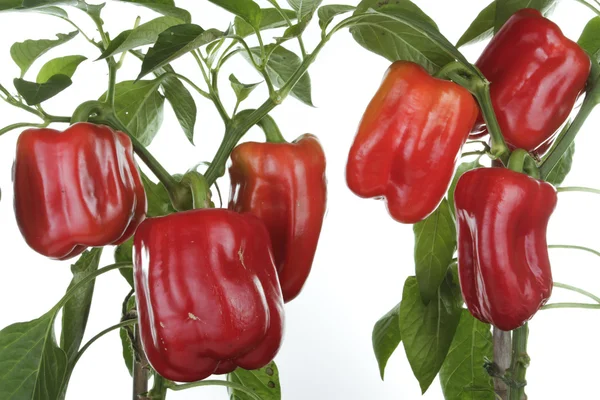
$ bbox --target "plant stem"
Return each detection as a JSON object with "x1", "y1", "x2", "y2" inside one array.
[
  {"x1": 557, "y1": 186, "x2": 600, "y2": 195},
  {"x1": 507, "y1": 324, "x2": 529, "y2": 400},
  {"x1": 540, "y1": 94, "x2": 598, "y2": 178},
  {"x1": 542, "y1": 302, "x2": 600, "y2": 310},
  {"x1": 572, "y1": 0, "x2": 600, "y2": 15},
  {"x1": 554, "y1": 282, "x2": 600, "y2": 304},
  {"x1": 166, "y1": 380, "x2": 262, "y2": 400},
  {"x1": 0, "y1": 122, "x2": 47, "y2": 136},
  {"x1": 192, "y1": 50, "x2": 230, "y2": 124},
  {"x1": 133, "y1": 324, "x2": 150, "y2": 400},
  {"x1": 493, "y1": 328, "x2": 511, "y2": 400},
  {"x1": 548, "y1": 244, "x2": 600, "y2": 258}
]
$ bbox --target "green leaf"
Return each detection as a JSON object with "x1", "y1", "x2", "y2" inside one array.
[
  {"x1": 60, "y1": 248, "x2": 102, "y2": 364},
  {"x1": 119, "y1": 295, "x2": 136, "y2": 376},
  {"x1": 399, "y1": 273, "x2": 462, "y2": 393},
  {"x1": 413, "y1": 199, "x2": 456, "y2": 304},
  {"x1": 318, "y1": 4, "x2": 355, "y2": 32},
  {"x1": 245, "y1": 45, "x2": 313, "y2": 106},
  {"x1": 448, "y1": 159, "x2": 482, "y2": 214},
  {"x1": 99, "y1": 16, "x2": 185, "y2": 59},
  {"x1": 230, "y1": 74, "x2": 261, "y2": 104},
  {"x1": 102, "y1": 80, "x2": 165, "y2": 146},
  {"x1": 372, "y1": 303, "x2": 401, "y2": 380},
  {"x1": 139, "y1": 24, "x2": 223, "y2": 79},
  {"x1": 33, "y1": 5, "x2": 68, "y2": 17},
  {"x1": 0, "y1": 311, "x2": 68, "y2": 400},
  {"x1": 277, "y1": 19, "x2": 309, "y2": 41},
  {"x1": 494, "y1": 0, "x2": 558, "y2": 33},
  {"x1": 579, "y1": 16, "x2": 600, "y2": 62},
  {"x1": 456, "y1": 2, "x2": 495, "y2": 48},
  {"x1": 36, "y1": 55, "x2": 86, "y2": 83},
  {"x1": 0, "y1": 0, "x2": 23, "y2": 11},
  {"x1": 287, "y1": 0, "x2": 322, "y2": 21},
  {"x1": 350, "y1": 1, "x2": 468, "y2": 75},
  {"x1": 439, "y1": 310, "x2": 495, "y2": 400},
  {"x1": 162, "y1": 75, "x2": 197, "y2": 144},
  {"x1": 545, "y1": 142, "x2": 575, "y2": 187},
  {"x1": 114, "y1": 0, "x2": 191, "y2": 23},
  {"x1": 141, "y1": 172, "x2": 177, "y2": 218},
  {"x1": 11, "y1": 30, "x2": 78, "y2": 76},
  {"x1": 115, "y1": 238, "x2": 134, "y2": 288},
  {"x1": 228, "y1": 362, "x2": 281, "y2": 400},
  {"x1": 14, "y1": 74, "x2": 72, "y2": 105},
  {"x1": 234, "y1": 8, "x2": 296, "y2": 38},
  {"x1": 208, "y1": 0, "x2": 262, "y2": 28}
]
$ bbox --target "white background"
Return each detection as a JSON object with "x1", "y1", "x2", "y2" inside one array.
[{"x1": 0, "y1": 0, "x2": 599, "y2": 399}]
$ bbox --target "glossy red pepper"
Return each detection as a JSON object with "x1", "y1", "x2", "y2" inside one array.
[
  {"x1": 14, "y1": 122, "x2": 146, "y2": 260},
  {"x1": 472, "y1": 8, "x2": 590, "y2": 151},
  {"x1": 133, "y1": 208, "x2": 284, "y2": 382},
  {"x1": 229, "y1": 135, "x2": 327, "y2": 303},
  {"x1": 454, "y1": 168, "x2": 557, "y2": 331},
  {"x1": 346, "y1": 61, "x2": 478, "y2": 224}
]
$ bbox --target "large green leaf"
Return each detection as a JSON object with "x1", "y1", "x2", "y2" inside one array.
[
  {"x1": 101, "y1": 80, "x2": 165, "y2": 146},
  {"x1": 138, "y1": 24, "x2": 223, "y2": 79},
  {"x1": 208, "y1": 0, "x2": 262, "y2": 28},
  {"x1": 0, "y1": 311, "x2": 68, "y2": 399},
  {"x1": 228, "y1": 362, "x2": 281, "y2": 400},
  {"x1": 11, "y1": 31, "x2": 78, "y2": 76},
  {"x1": 245, "y1": 45, "x2": 313, "y2": 106},
  {"x1": 318, "y1": 4, "x2": 354, "y2": 32},
  {"x1": 99, "y1": 16, "x2": 185, "y2": 59},
  {"x1": 114, "y1": 0, "x2": 191, "y2": 23},
  {"x1": 162, "y1": 74, "x2": 197, "y2": 144},
  {"x1": 234, "y1": 8, "x2": 297, "y2": 38},
  {"x1": 413, "y1": 199, "x2": 456, "y2": 304},
  {"x1": 439, "y1": 310, "x2": 494, "y2": 400},
  {"x1": 60, "y1": 248, "x2": 102, "y2": 364},
  {"x1": 545, "y1": 142, "x2": 575, "y2": 187},
  {"x1": 372, "y1": 302, "x2": 401, "y2": 380},
  {"x1": 14, "y1": 74, "x2": 72, "y2": 105},
  {"x1": 36, "y1": 55, "x2": 86, "y2": 83},
  {"x1": 350, "y1": 0, "x2": 470, "y2": 75},
  {"x1": 399, "y1": 273, "x2": 462, "y2": 393},
  {"x1": 579, "y1": 16, "x2": 600, "y2": 62},
  {"x1": 494, "y1": 0, "x2": 558, "y2": 33},
  {"x1": 456, "y1": 2, "x2": 495, "y2": 47}
]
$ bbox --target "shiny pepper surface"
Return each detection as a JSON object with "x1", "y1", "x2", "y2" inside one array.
[
  {"x1": 454, "y1": 168, "x2": 557, "y2": 331},
  {"x1": 346, "y1": 61, "x2": 478, "y2": 224},
  {"x1": 473, "y1": 8, "x2": 590, "y2": 151},
  {"x1": 229, "y1": 135, "x2": 326, "y2": 302},
  {"x1": 14, "y1": 123, "x2": 146, "y2": 260},
  {"x1": 133, "y1": 209, "x2": 284, "y2": 382}
]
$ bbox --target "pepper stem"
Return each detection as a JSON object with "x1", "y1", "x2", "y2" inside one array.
[
  {"x1": 507, "y1": 149, "x2": 540, "y2": 178},
  {"x1": 257, "y1": 115, "x2": 287, "y2": 143},
  {"x1": 507, "y1": 324, "x2": 529, "y2": 400},
  {"x1": 180, "y1": 171, "x2": 213, "y2": 210}
]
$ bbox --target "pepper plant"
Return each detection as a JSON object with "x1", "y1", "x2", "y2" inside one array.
[{"x1": 0, "y1": 0, "x2": 599, "y2": 399}]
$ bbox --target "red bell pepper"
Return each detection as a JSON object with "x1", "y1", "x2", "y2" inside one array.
[
  {"x1": 473, "y1": 8, "x2": 590, "y2": 151},
  {"x1": 133, "y1": 208, "x2": 284, "y2": 382},
  {"x1": 14, "y1": 122, "x2": 146, "y2": 260},
  {"x1": 229, "y1": 135, "x2": 327, "y2": 303},
  {"x1": 454, "y1": 167, "x2": 557, "y2": 331},
  {"x1": 346, "y1": 61, "x2": 478, "y2": 224}
]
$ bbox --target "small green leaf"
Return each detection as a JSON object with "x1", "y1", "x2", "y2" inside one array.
[
  {"x1": 119, "y1": 295, "x2": 137, "y2": 376},
  {"x1": 439, "y1": 310, "x2": 495, "y2": 400},
  {"x1": 0, "y1": 311, "x2": 68, "y2": 400},
  {"x1": 448, "y1": 159, "x2": 482, "y2": 214},
  {"x1": 234, "y1": 8, "x2": 296, "y2": 38},
  {"x1": 230, "y1": 74, "x2": 261, "y2": 104},
  {"x1": 141, "y1": 172, "x2": 177, "y2": 217},
  {"x1": 11, "y1": 30, "x2": 78, "y2": 76},
  {"x1": 115, "y1": 238, "x2": 134, "y2": 288},
  {"x1": 101, "y1": 80, "x2": 165, "y2": 146},
  {"x1": 36, "y1": 55, "x2": 86, "y2": 83},
  {"x1": 14, "y1": 74, "x2": 72, "y2": 105},
  {"x1": 456, "y1": 1, "x2": 495, "y2": 47},
  {"x1": 579, "y1": 16, "x2": 600, "y2": 62},
  {"x1": 162, "y1": 75, "x2": 197, "y2": 144},
  {"x1": 399, "y1": 273, "x2": 462, "y2": 394},
  {"x1": 139, "y1": 24, "x2": 223, "y2": 79},
  {"x1": 494, "y1": 0, "x2": 558, "y2": 33},
  {"x1": 318, "y1": 4, "x2": 355, "y2": 32},
  {"x1": 99, "y1": 16, "x2": 185, "y2": 59},
  {"x1": 277, "y1": 19, "x2": 309, "y2": 42},
  {"x1": 228, "y1": 362, "x2": 281, "y2": 400},
  {"x1": 413, "y1": 199, "x2": 456, "y2": 304},
  {"x1": 208, "y1": 0, "x2": 262, "y2": 28},
  {"x1": 245, "y1": 45, "x2": 313, "y2": 106},
  {"x1": 33, "y1": 5, "x2": 68, "y2": 17},
  {"x1": 287, "y1": 0, "x2": 322, "y2": 21},
  {"x1": 350, "y1": 1, "x2": 467, "y2": 75},
  {"x1": 60, "y1": 248, "x2": 102, "y2": 364},
  {"x1": 545, "y1": 142, "x2": 575, "y2": 187},
  {"x1": 114, "y1": 0, "x2": 191, "y2": 23},
  {"x1": 372, "y1": 303, "x2": 401, "y2": 380}
]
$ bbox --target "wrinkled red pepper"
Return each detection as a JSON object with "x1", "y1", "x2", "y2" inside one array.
[
  {"x1": 472, "y1": 8, "x2": 590, "y2": 151},
  {"x1": 133, "y1": 209, "x2": 284, "y2": 382},
  {"x1": 229, "y1": 135, "x2": 327, "y2": 303},
  {"x1": 454, "y1": 168, "x2": 557, "y2": 331},
  {"x1": 346, "y1": 61, "x2": 478, "y2": 224},
  {"x1": 14, "y1": 122, "x2": 146, "y2": 260}
]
